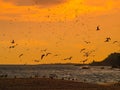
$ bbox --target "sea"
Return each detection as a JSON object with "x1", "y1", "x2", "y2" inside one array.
[{"x1": 0, "y1": 65, "x2": 120, "y2": 84}]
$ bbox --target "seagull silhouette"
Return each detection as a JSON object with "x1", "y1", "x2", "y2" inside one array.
[
  {"x1": 9, "y1": 46, "x2": 15, "y2": 48},
  {"x1": 64, "y1": 56, "x2": 72, "y2": 60},
  {"x1": 96, "y1": 26, "x2": 100, "y2": 31},
  {"x1": 54, "y1": 54, "x2": 58, "y2": 56},
  {"x1": 41, "y1": 49, "x2": 47, "y2": 52},
  {"x1": 41, "y1": 54, "x2": 45, "y2": 60},
  {"x1": 113, "y1": 41, "x2": 118, "y2": 44},
  {"x1": 82, "y1": 59, "x2": 88, "y2": 64},
  {"x1": 11, "y1": 40, "x2": 15, "y2": 44},
  {"x1": 34, "y1": 60, "x2": 40, "y2": 62},
  {"x1": 46, "y1": 53, "x2": 52, "y2": 56},
  {"x1": 9, "y1": 44, "x2": 18, "y2": 49},
  {"x1": 19, "y1": 54, "x2": 23, "y2": 58},
  {"x1": 83, "y1": 52, "x2": 90, "y2": 57},
  {"x1": 80, "y1": 48, "x2": 86, "y2": 53},
  {"x1": 104, "y1": 37, "x2": 111, "y2": 42},
  {"x1": 84, "y1": 41, "x2": 91, "y2": 44}
]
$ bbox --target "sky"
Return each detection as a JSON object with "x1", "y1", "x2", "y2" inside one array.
[{"x1": 0, "y1": 0, "x2": 120, "y2": 64}]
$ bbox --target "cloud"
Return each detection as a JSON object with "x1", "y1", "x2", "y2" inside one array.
[
  {"x1": 83, "y1": 0, "x2": 109, "y2": 6},
  {"x1": 3, "y1": 0, "x2": 67, "y2": 6},
  {"x1": 0, "y1": 0, "x2": 120, "y2": 22}
]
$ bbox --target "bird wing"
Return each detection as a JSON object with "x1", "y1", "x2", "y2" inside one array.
[{"x1": 41, "y1": 54, "x2": 45, "y2": 60}]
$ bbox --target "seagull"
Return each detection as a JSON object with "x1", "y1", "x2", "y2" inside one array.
[
  {"x1": 82, "y1": 59, "x2": 88, "y2": 63},
  {"x1": 19, "y1": 54, "x2": 23, "y2": 58},
  {"x1": 41, "y1": 49, "x2": 47, "y2": 52},
  {"x1": 80, "y1": 48, "x2": 86, "y2": 53},
  {"x1": 46, "y1": 53, "x2": 52, "y2": 56},
  {"x1": 41, "y1": 54, "x2": 45, "y2": 60},
  {"x1": 113, "y1": 41, "x2": 118, "y2": 44},
  {"x1": 9, "y1": 44, "x2": 18, "y2": 49},
  {"x1": 47, "y1": 15, "x2": 50, "y2": 18},
  {"x1": 34, "y1": 60, "x2": 40, "y2": 62},
  {"x1": 9, "y1": 46, "x2": 15, "y2": 48},
  {"x1": 83, "y1": 52, "x2": 90, "y2": 57},
  {"x1": 104, "y1": 37, "x2": 111, "y2": 42},
  {"x1": 84, "y1": 41, "x2": 91, "y2": 44},
  {"x1": 96, "y1": 26, "x2": 100, "y2": 31},
  {"x1": 64, "y1": 56, "x2": 72, "y2": 60},
  {"x1": 54, "y1": 54, "x2": 58, "y2": 56},
  {"x1": 11, "y1": 40, "x2": 15, "y2": 44}
]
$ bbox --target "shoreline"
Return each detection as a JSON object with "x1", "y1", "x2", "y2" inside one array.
[{"x1": 0, "y1": 78, "x2": 120, "y2": 90}]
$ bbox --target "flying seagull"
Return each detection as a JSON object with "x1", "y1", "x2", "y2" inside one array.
[
  {"x1": 34, "y1": 60, "x2": 40, "y2": 62},
  {"x1": 9, "y1": 46, "x2": 15, "y2": 49},
  {"x1": 41, "y1": 49, "x2": 47, "y2": 52},
  {"x1": 46, "y1": 53, "x2": 52, "y2": 56},
  {"x1": 82, "y1": 59, "x2": 88, "y2": 63},
  {"x1": 41, "y1": 54, "x2": 45, "y2": 60},
  {"x1": 80, "y1": 48, "x2": 86, "y2": 53},
  {"x1": 113, "y1": 41, "x2": 118, "y2": 44},
  {"x1": 11, "y1": 40, "x2": 15, "y2": 44},
  {"x1": 54, "y1": 54, "x2": 59, "y2": 56},
  {"x1": 64, "y1": 56, "x2": 72, "y2": 60},
  {"x1": 96, "y1": 26, "x2": 100, "y2": 31},
  {"x1": 83, "y1": 52, "x2": 90, "y2": 57},
  {"x1": 104, "y1": 37, "x2": 111, "y2": 42},
  {"x1": 9, "y1": 44, "x2": 18, "y2": 49},
  {"x1": 19, "y1": 54, "x2": 23, "y2": 58},
  {"x1": 84, "y1": 41, "x2": 91, "y2": 44}
]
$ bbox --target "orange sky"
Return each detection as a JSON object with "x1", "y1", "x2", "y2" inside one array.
[{"x1": 0, "y1": 0, "x2": 120, "y2": 64}]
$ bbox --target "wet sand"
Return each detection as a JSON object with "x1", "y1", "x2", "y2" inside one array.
[{"x1": 0, "y1": 78, "x2": 120, "y2": 90}]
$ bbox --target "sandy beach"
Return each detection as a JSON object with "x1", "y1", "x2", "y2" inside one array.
[{"x1": 0, "y1": 78, "x2": 120, "y2": 90}]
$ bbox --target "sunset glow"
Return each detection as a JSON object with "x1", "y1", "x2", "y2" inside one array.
[{"x1": 0, "y1": 0, "x2": 120, "y2": 64}]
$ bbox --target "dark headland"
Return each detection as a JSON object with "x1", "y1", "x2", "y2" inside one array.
[{"x1": 90, "y1": 52, "x2": 120, "y2": 68}]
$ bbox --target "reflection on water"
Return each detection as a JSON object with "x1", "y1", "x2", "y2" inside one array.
[{"x1": 0, "y1": 65, "x2": 120, "y2": 84}]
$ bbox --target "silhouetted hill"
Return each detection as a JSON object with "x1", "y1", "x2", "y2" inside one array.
[{"x1": 90, "y1": 52, "x2": 120, "y2": 67}]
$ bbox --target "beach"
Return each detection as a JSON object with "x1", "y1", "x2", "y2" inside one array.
[
  {"x1": 0, "y1": 65, "x2": 120, "y2": 84},
  {"x1": 0, "y1": 78, "x2": 120, "y2": 90},
  {"x1": 0, "y1": 65, "x2": 120, "y2": 90}
]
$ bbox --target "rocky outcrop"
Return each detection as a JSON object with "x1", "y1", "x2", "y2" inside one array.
[{"x1": 90, "y1": 52, "x2": 120, "y2": 68}]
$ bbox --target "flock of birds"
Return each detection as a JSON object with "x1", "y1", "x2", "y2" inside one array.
[
  {"x1": 6, "y1": 25, "x2": 120, "y2": 64},
  {"x1": 0, "y1": 0, "x2": 119, "y2": 66}
]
